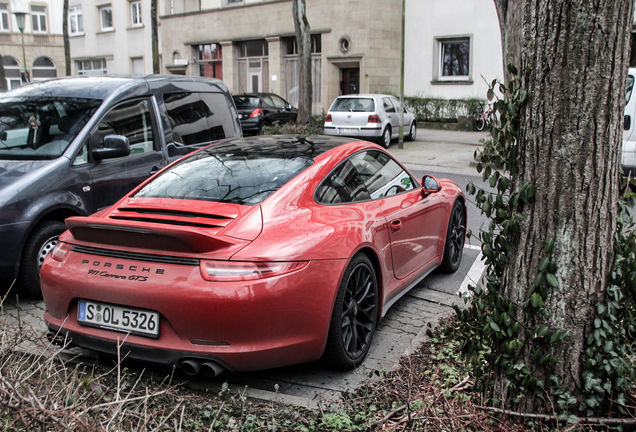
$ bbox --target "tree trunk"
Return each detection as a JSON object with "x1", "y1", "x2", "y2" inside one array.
[
  {"x1": 151, "y1": 0, "x2": 159, "y2": 74},
  {"x1": 493, "y1": 0, "x2": 633, "y2": 412},
  {"x1": 292, "y1": 0, "x2": 312, "y2": 124},
  {"x1": 63, "y1": 0, "x2": 71, "y2": 76}
]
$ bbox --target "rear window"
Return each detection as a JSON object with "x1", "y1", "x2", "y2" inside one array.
[
  {"x1": 329, "y1": 98, "x2": 375, "y2": 112},
  {"x1": 233, "y1": 96, "x2": 260, "y2": 109},
  {"x1": 135, "y1": 147, "x2": 314, "y2": 205}
]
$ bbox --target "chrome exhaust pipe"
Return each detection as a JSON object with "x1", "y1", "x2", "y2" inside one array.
[
  {"x1": 181, "y1": 359, "x2": 201, "y2": 376},
  {"x1": 201, "y1": 361, "x2": 226, "y2": 378}
]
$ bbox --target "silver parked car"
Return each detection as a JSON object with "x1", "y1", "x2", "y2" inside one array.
[{"x1": 323, "y1": 94, "x2": 417, "y2": 148}]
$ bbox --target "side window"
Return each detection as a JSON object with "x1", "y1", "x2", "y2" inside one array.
[
  {"x1": 270, "y1": 95, "x2": 287, "y2": 109},
  {"x1": 627, "y1": 75, "x2": 634, "y2": 104},
  {"x1": 261, "y1": 95, "x2": 275, "y2": 107},
  {"x1": 98, "y1": 99, "x2": 154, "y2": 154},
  {"x1": 382, "y1": 97, "x2": 396, "y2": 113},
  {"x1": 315, "y1": 160, "x2": 370, "y2": 204},
  {"x1": 72, "y1": 142, "x2": 89, "y2": 166},
  {"x1": 349, "y1": 150, "x2": 414, "y2": 199},
  {"x1": 163, "y1": 92, "x2": 212, "y2": 144},
  {"x1": 199, "y1": 93, "x2": 233, "y2": 140}
]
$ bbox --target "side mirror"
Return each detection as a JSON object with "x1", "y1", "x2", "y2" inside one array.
[
  {"x1": 287, "y1": 103, "x2": 293, "y2": 110},
  {"x1": 422, "y1": 175, "x2": 442, "y2": 195},
  {"x1": 92, "y1": 135, "x2": 130, "y2": 160}
]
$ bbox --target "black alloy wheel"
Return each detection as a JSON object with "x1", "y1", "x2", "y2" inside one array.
[
  {"x1": 323, "y1": 254, "x2": 378, "y2": 370},
  {"x1": 439, "y1": 200, "x2": 466, "y2": 273}
]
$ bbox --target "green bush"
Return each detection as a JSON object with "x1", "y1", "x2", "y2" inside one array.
[
  {"x1": 404, "y1": 97, "x2": 483, "y2": 123},
  {"x1": 261, "y1": 113, "x2": 326, "y2": 136}
]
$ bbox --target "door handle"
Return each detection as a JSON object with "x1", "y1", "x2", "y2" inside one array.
[
  {"x1": 149, "y1": 166, "x2": 160, "y2": 176},
  {"x1": 390, "y1": 219, "x2": 402, "y2": 231}
]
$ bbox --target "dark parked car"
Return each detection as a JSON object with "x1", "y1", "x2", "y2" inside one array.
[
  {"x1": 0, "y1": 75, "x2": 241, "y2": 299},
  {"x1": 233, "y1": 93, "x2": 297, "y2": 135}
]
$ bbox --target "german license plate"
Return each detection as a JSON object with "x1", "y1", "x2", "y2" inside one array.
[
  {"x1": 78, "y1": 300, "x2": 159, "y2": 338},
  {"x1": 338, "y1": 128, "x2": 359, "y2": 134}
]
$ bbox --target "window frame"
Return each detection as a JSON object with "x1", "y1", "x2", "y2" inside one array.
[
  {"x1": 68, "y1": 6, "x2": 83, "y2": 36},
  {"x1": 130, "y1": 1, "x2": 142, "y2": 27},
  {"x1": 76, "y1": 58, "x2": 107, "y2": 76},
  {"x1": 0, "y1": 4, "x2": 10, "y2": 32},
  {"x1": 31, "y1": 5, "x2": 47, "y2": 33},
  {"x1": 99, "y1": 5, "x2": 113, "y2": 32},
  {"x1": 433, "y1": 35, "x2": 473, "y2": 84},
  {"x1": 315, "y1": 149, "x2": 418, "y2": 205}
]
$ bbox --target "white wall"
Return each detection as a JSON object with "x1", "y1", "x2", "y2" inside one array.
[{"x1": 405, "y1": 0, "x2": 503, "y2": 100}]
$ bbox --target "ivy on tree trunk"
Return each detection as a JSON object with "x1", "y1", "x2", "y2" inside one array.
[{"x1": 489, "y1": 0, "x2": 634, "y2": 414}]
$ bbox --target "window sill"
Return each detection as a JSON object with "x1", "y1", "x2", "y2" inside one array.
[
  {"x1": 127, "y1": 24, "x2": 144, "y2": 30},
  {"x1": 70, "y1": 33, "x2": 85, "y2": 37},
  {"x1": 431, "y1": 79, "x2": 474, "y2": 85},
  {"x1": 96, "y1": 29, "x2": 115, "y2": 34}
]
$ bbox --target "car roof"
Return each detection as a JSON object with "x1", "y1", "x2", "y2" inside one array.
[
  {"x1": 334, "y1": 94, "x2": 392, "y2": 99},
  {"x1": 3, "y1": 75, "x2": 227, "y2": 100},
  {"x1": 202, "y1": 135, "x2": 359, "y2": 160}
]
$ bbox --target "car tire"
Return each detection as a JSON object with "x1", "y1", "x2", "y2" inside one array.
[
  {"x1": 323, "y1": 253, "x2": 379, "y2": 370},
  {"x1": 439, "y1": 200, "x2": 466, "y2": 273},
  {"x1": 378, "y1": 127, "x2": 391, "y2": 148},
  {"x1": 17, "y1": 220, "x2": 66, "y2": 300},
  {"x1": 406, "y1": 122, "x2": 417, "y2": 142}
]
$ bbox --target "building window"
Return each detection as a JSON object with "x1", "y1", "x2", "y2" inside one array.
[
  {"x1": 197, "y1": 43, "x2": 222, "y2": 80},
  {"x1": 226, "y1": 0, "x2": 242, "y2": 4},
  {"x1": 31, "y1": 6, "x2": 47, "y2": 33},
  {"x1": 2, "y1": 56, "x2": 21, "y2": 89},
  {"x1": 236, "y1": 40, "x2": 268, "y2": 93},
  {"x1": 77, "y1": 58, "x2": 107, "y2": 75},
  {"x1": 130, "y1": 1, "x2": 141, "y2": 26},
  {"x1": 32, "y1": 57, "x2": 57, "y2": 81},
  {"x1": 99, "y1": 6, "x2": 113, "y2": 31},
  {"x1": 435, "y1": 36, "x2": 471, "y2": 82},
  {"x1": 132, "y1": 57, "x2": 143, "y2": 74},
  {"x1": 0, "y1": 4, "x2": 9, "y2": 32},
  {"x1": 284, "y1": 35, "x2": 321, "y2": 105},
  {"x1": 69, "y1": 6, "x2": 83, "y2": 35}
]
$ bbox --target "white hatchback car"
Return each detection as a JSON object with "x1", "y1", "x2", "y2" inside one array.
[{"x1": 323, "y1": 94, "x2": 417, "y2": 148}]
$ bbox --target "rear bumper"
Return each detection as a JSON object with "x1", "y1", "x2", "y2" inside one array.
[
  {"x1": 41, "y1": 249, "x2": 346, "y2": 371},
  {"x1": 323, "y1": 125, "x2": 383, "y2": 140}
]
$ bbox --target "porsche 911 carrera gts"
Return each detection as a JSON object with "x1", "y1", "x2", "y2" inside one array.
[{"x1": 41, "y1": 135, "x2": 466, "y2": 376}]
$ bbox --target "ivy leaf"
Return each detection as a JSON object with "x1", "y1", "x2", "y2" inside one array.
[
  {"x1": 530, "y1": 292, "x2": 543, "y2": 309},
  {"x1": 490, "y1": 321, "x2": 501, "y2": 332},
  {"x1": 538, "y1": 257, "x2": 550, "y2": 272},
  {"x1": 546, "y1": 273, "x2": 558, "y2": 288}
]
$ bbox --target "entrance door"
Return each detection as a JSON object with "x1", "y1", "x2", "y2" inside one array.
[
  {"x1": 249, "y1": 72, "x2": 261, "y2": 93},
  {"x1": 341, "y1": 68, "x2": 359, "y2": 95}
]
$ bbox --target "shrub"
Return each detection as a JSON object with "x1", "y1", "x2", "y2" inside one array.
[{"x1": 404, "y1": 97, "x2": 483, "y2": 123}]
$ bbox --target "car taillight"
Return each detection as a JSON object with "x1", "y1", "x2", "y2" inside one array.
[
  {"x1": 326, "y1": 114, "x2": 332, "y2": 122},
  {"x1": 368, "y1": 114, "x2": 381, "y2": 123},
  {"x1": 50, "y1": 242, "x2": 72, "y2": 262},
  {"x1": 249, "y1": 108, "x2": 263, "y2": 118},
  {"x1": 200, "y1": 260, "x2": 309, "y2": 282}
]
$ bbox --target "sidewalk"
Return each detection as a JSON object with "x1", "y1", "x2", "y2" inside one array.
[{"x1": 389, "y1": 129, "x2": 488, "y2": 176}]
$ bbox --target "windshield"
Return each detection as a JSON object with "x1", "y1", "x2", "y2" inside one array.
[
  {"x1": 329, "y1": 98, "x2": 375, "y2": 112},
  {"x1": 233, "y1": 96, "x2": 260, "y2": 109},
  {"x1": 135, "y1": 148, "x2": 314, "y2": 205},
  {"x1": 0, "y1": 97, "x2": 102, "y2": 160}
]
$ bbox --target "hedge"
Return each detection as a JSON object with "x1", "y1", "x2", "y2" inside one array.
[{"x1": 404, "y1": 97, "x2": 484, "y2": 123}]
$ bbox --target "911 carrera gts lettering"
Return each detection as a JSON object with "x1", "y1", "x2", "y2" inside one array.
[
  {"x1": 82, "y1": 260, "x2": 165, "y2": 274},
  {"x1": 87, "y1": 269, "x2": 149, "y2": 282}
]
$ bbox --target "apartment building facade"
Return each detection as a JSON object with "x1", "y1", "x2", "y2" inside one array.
[
  {"x1": 68, "y1": 0, "x2": 159, "y2": 76},
  {"x1": 0, "y1": 0, "x2": 65, "y2": 90}
]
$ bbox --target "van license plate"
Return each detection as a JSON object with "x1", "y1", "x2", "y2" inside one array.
[{"x1": 78, "y1": 300, "x2": 159, "y2": 338}]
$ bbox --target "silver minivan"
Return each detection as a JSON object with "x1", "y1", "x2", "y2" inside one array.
[{"x1": 323, "y1": 94, "x2": 417, "y2": 148}]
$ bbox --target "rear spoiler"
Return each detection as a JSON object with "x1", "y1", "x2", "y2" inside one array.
[{"x1": 65, "y1": 216, "x2": 248, "y2": 257}]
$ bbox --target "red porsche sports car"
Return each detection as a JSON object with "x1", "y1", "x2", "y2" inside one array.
[{"x1": 41, "y1": 135, "x2": 466, "y2": 376}]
